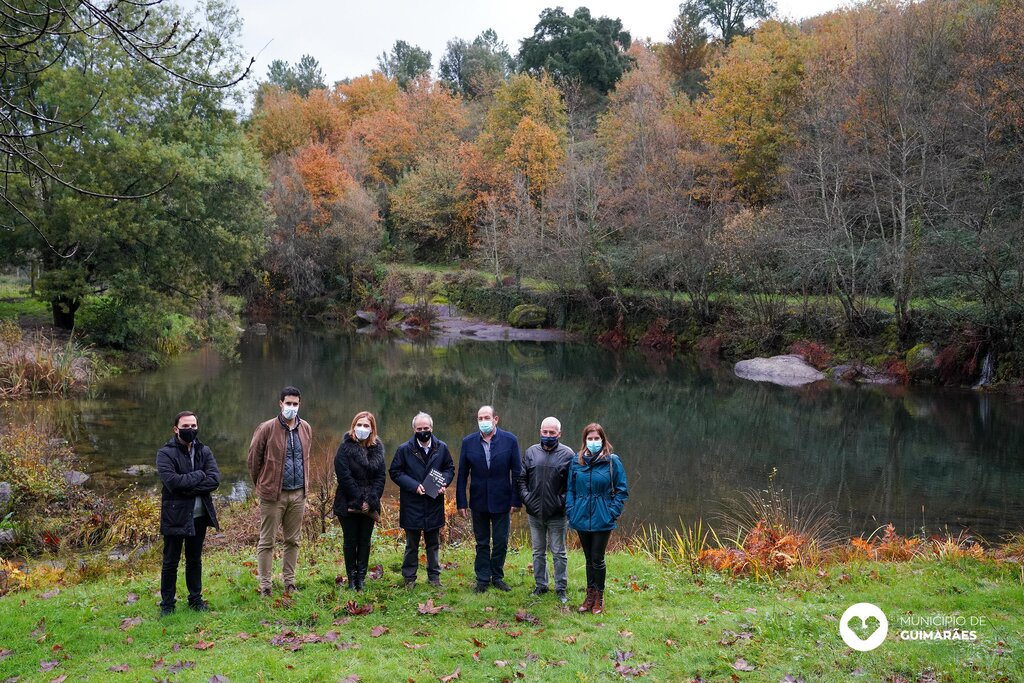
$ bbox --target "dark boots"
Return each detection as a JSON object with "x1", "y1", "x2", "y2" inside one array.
[
  {"x1": 578, "y1": 587, "x2": 596, "y2": 613},
  {"x1": 592, "y1": 590, "x2": 605, "y2": 615}
]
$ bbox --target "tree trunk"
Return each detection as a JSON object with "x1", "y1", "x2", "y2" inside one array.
[{"x1": 51, "y1": 296, "x2": 80, "y2": 329}]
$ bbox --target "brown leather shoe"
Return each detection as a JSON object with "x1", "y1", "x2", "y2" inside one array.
[
  {"x1": 591, "y1": 590, "x2": 604, "y2": 615},
  {"x1": 578, "y1": 587, "x2": 596, "y2": 613}
]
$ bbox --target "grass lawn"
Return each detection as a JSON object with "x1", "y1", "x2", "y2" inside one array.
[{"x1": 1, "y1": 542, "x2": 1021, "y2": 682}]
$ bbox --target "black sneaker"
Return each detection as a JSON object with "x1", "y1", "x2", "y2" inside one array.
[
  {"x1": 258, "y1": 587, "x2": 271, "y2": 598},
  {"x1": 556, "y1": 589, "x2": 569, "y2": 604},
  {"x1": 474, "y1": 582, "x2": 489, "y2": 593},
  {"x1": 531, "y1": 587, "x2": 549, "y2": 597},
  {"x1": 404, "y1": 579, "x2": 416, "y2": 589},
  {"x1": 189, "y1": 600, "x2": 210, "y2": 612},
  {"x1": 160, "y1": 606, "x2": 175, "y2": 617},
  {"x1": 491, "y1": 579, "x2": 512, "y2": 592},
  {"x1": 428, "y1": 577, "x2": 442, "y2": 588}
]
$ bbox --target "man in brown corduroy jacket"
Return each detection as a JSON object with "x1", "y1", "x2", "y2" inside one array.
[{"x1": 247, "y1": 385, "x2": 314, "y2": 596}]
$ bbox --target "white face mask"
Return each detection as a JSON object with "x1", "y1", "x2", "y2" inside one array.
[
  {"x1": 354, "y1": 426, "x2": 371, "y2": 441},
  {"x1": 281, "y1": 405, "x2": 299, "y2": 421}
]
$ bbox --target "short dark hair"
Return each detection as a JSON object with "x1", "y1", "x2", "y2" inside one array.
[
  {"x1": 173, "y1": 410, "x2": 196, "y2": 427},
  {"x1": 280, "y1": 386, "x2": 302, "y2": 401}
]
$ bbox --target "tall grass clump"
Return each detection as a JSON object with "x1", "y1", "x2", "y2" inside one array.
[{"x1": 0, "y1": 321, "x2": 95, "y2": 398}]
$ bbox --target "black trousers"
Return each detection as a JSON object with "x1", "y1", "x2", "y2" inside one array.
[
  {"x1": 339, "y1": 514, "x2": 375, "y2": 578},
  {"x1": 577, "y1": 529, "x2": 611, "y2": 591},
  {"x1": 402, "y1": 528, "x2": 441, "y2": 581},
  {"x1": 160, "y1": 518, "x2": 208, "y2": 609},
  {"x1": 471, "y1": 510, "x2": 510, "y2": 584}
]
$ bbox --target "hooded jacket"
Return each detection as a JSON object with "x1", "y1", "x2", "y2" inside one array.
[
  {"x1": 565, "y1": 453, "x2": 629, "y2": 532},
  {"x1": 156, "y1": 436, "x2": 221, "y2": 536},
  {"x1": 515, "y1": 442, "x2": 574, "y2": 520},
  {"x1": 333, "y1": 433, "x2": 386, "y2": 518},
  {"x1": 389, "y1": 435, "x2": 455, "y2": 530}
]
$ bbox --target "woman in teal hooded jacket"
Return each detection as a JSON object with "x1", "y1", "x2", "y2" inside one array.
[{"x1": 565, "y1": 422, "x2": 628, "y2": 615}]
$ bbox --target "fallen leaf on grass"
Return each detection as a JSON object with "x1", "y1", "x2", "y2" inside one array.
[
  {"x1": 40, "y1": 662, "x2": 59, "y2": 673},
  {"x1": 470, "y1": 638, "x2": 486, "y2": 648},
  {"x1": 505, "y1": 630, "x2": 523, "y2": 638},
  {"x1": 322, "y1": 631, "x2": 340, "y2": 642},
  {"x1": 0, "y1": 650, "x2": 12, "y2": 661},
  {"x1": 403, "y1": 642, "x2": 426, "y2": 649},
  {"x1": 732, "y1": 658, "x2": 755, "y2": 672},
  {"x1": 108, "y1": 664, "x2": 130, "y2": 672},
  {"x1": 370, "y1": 626, "x2": 389, "y2": 638},
  {"x1": 439, "y1": 667, "x2": 460, "y2": 682},
  {"x1": 665, "y1": 639, "x2": 677, "y2": 647},
  {"x1": 472, "y1": 651, "x2": 480, "y2": 662},
  {"x1": 697, "y1": 617, "x2": 708, "y2": 625},
  {"x1": 547, "y1": 659, "x2": 568, "y2": 667},
  {"x1": 336, "y1": 641, "x2": 360, "y2": 651},
  {"x1": 193, "y1": 640, "x2": 215, "y2": 651},
  {"x1": 39, "y1": 589, "x2": 60, "y2": 599},
  {"x1": 781, "y1": 675, "x2": 805, "y2": 682},
  {"x1": 49, "y1": 676, "x2": 68, "y2": 683},
  {"x1": 514, "y1": 610, "x2": 541, "y2": 626},
  {"x1": 614, "y1": 662, "x2": 654, "y2": 677},
  {"x1": 495, "y1": 660, "x2": 508, "y2": 667},
  {"x1": 368, "y1": 564, "x2": 384, "y2": 580},
  {"x1": 341, "y1": 676, "x2": 360, "y2": 683},
  {"x1": 167, "y1": 661, "x2": 196, "y2": 674},
  {"x1": 563, "y1": 636, "x2": 577, "y2": 644},
  {"x1": 418, "y1": 599, "x2": 446, "y2": 615},
  {"x1": 619, "y1": 630, "x2": 633, "y2": 638},
  {"x1": 31, "y1": 618, "x2": 46, "y2": 641},
  {"x1": 345, "y1": 601, "x2": 374, "y2": 616},
  {"x1": 119, "y1": 617, "x2": 142, "y2": 631},
  {"x1": 333, "y1": 617, "x2": 352, "y2": 626},
  {"x1": 125, "y1": 593, "x2": 139, "y2": 604}
]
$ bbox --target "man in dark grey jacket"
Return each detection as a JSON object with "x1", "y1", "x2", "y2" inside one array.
[{"x1": 515, "y1": 416, "x2": 574, "y2": 603}]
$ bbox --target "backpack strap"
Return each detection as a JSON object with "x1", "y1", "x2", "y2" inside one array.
[{"x1": 608, "y1": 455, "x2": 617, "y2": 497}]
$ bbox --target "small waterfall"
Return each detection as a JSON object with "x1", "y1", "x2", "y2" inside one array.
[{"x1": 973, "y1": 350, "x2": 995, "y2": 389}]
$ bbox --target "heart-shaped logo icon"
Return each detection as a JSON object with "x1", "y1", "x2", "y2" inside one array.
[{"x1": 840, "y1": 602, "x2": 888, "y2": 651}]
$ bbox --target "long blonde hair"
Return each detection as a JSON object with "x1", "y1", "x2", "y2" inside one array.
[
  {"x1": 348, "y1": 411, "x2": 379, "y2": 446},
  {"x1": 577, "y1": 422, "x2": 612, "y2": 465}
]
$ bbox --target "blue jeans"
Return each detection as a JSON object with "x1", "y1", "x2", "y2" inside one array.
[
  {"x1": 528, "y1": 514, "x2": 568, "y2": 591},
  {"x1": 471, "y1": 510, "x2": 510, "y2": 584}
]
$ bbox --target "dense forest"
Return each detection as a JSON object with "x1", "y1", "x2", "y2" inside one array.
[{"x1": 2, "y1": 0, "x2": 1022, "y2": 383}]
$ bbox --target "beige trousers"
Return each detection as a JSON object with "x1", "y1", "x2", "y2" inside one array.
[{"x1": 257, "y1": 488, "x2": 305, "y2": 590}]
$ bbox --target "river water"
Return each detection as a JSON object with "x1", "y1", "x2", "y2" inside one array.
[{"x1": 8, "y1": 330, "x2": 1024, "y2": 539}]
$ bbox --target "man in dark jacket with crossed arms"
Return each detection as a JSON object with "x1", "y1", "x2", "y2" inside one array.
[
  {"x1": 156, "y1": 410, "x2": 221, "y2": 616},
  {"x1": 516, "y1": 416, "x2": 574, "y2": 603}
]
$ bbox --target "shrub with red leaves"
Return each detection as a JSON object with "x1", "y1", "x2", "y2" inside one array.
[{"x1": 789, "y1": 340, "x2": 833, "y2": 370}]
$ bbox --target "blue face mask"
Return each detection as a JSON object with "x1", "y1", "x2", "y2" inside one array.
[
  {"x1": 586, "y1": 439, "x2": 603, "y2": 454},
  {"x1": 540, "y1": 435, "x2": 559, "y2": 449},
  {"x1": 478, "y1": 420, "x2": 494, "y2": 434}
]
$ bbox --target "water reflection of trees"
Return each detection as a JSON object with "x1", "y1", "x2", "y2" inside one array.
[{"x1": 3, "y1": 332, "x2": 1022, "y2": 537}]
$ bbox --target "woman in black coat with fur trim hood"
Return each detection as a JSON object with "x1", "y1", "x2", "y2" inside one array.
[{"x1": 334, "y1": 411, "x2": 386, "y2": 591}]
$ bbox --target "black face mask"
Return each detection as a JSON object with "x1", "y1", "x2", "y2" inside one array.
[
  {"x1": 178, "y1": 428, "x2": 198, "y2": 443},
  {"x1": 416, "y1": 430, "x2": 432, "y2": 443},
  {"x1": 540, "y1": 435, "x2": 559, "y2": 449}
]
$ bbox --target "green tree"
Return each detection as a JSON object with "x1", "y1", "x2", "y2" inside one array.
[
  {"x1": 264, "y1": 54, "x2": 326, "y2": 96},
  {"x1": 377, "y1": 40, "x2": 432, "y2": 90},
  {"x1": 518, "y1": 7, "x2": 633, "y2": 94},
  {"x1": 439, "y1": 29, "x2": 515, "y2": 99},
  {"x1": 478, "y1": 73, "x2": 567, "y2": 160},
  {"x1": 0, "y1": 0, "x2": 267, "y2": 330},
  {"x1": 692, "y1": 0, "x2": 776, "y2": 44}
]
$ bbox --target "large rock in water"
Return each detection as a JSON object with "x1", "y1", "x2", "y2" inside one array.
[
  {"x1": 734, "y1": 354, "x2": 826, "y2": 387},
  {"x1": 508, "y1": 304, "x2": 547, "y2": 329}
]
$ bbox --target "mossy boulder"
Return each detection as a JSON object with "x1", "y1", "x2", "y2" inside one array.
[
  {"x1": 906, "y1": 343, "x2": 937, "y2": 382},
  {"x1": 508, "y1": 304, "x2": 547, "y2": 329}
]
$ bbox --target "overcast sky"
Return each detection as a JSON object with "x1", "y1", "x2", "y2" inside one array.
[{"x1": 194, "y1": 0, "x2": 849, "y2": 85}]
